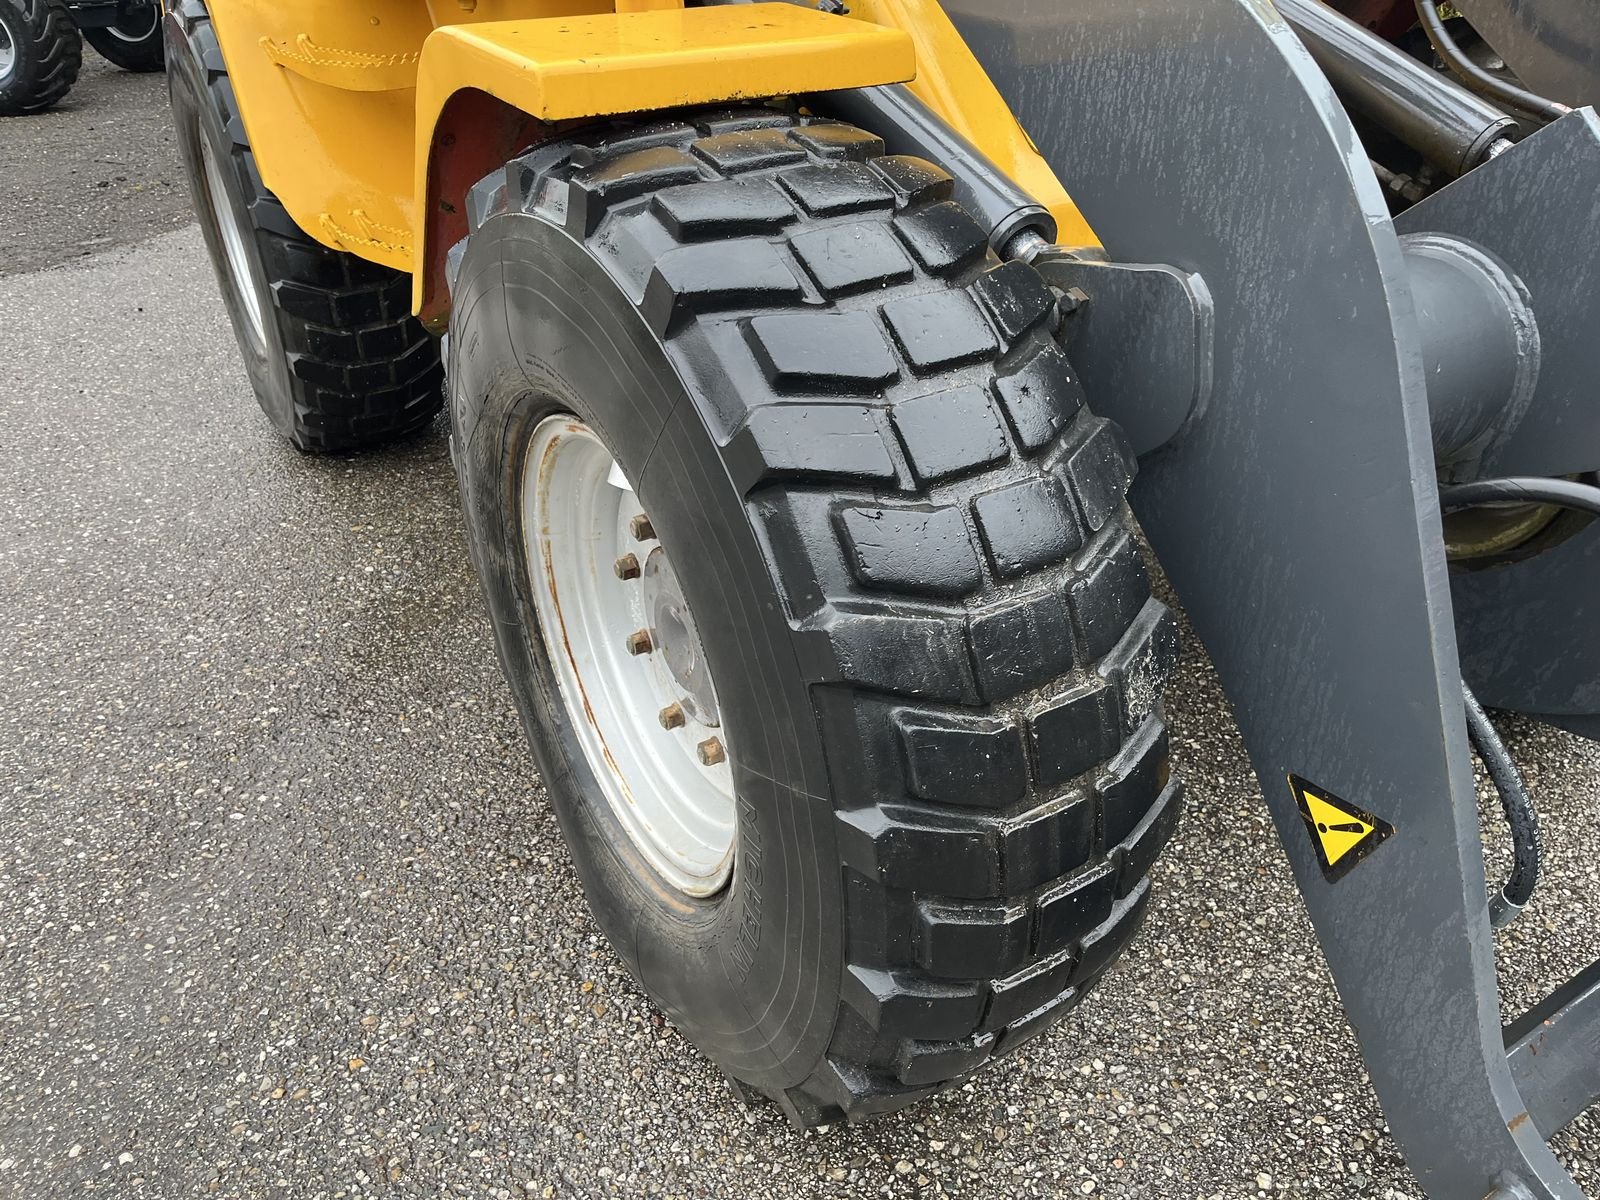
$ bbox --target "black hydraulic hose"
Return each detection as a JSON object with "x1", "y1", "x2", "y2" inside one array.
[
  {"x1": 1463, "y1": 685, "x2": 1541, "y2": 929},
  {"x1": 1439, "y1": 476, "x2": 1600, "y2": 517},
  {"x1": 1412, "y1": 0, "x2": 1571, "y2": 124},
  {"x1": 1436, "y1": 475, "x2": 1597, "y2": 928}
]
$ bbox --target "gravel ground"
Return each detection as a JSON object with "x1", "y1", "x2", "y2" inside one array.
[
  {"x1": 0, "y1": 54, "x2": 189, "y2": 276},
  {"x1": 0, "y1": 81, "x2": 1597, "y2": 1200}
]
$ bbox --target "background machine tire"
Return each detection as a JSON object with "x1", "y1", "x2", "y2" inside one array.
[
  {"x1": 164, "y1": 0, "x2": 441, "y2": 452},
  {"x1": 447, "y1": 109, "x2": 1184, "y2": 1124},
  {"x1": 0, "y1": 0, "x2": 81, "y2": 116},
  {"x1": 82, "y1": 0, "x2": 163, "y2": 72}
]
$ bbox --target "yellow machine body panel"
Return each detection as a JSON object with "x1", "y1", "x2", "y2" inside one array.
[{"x1": 204, "y1": 0, "x2": 1098, "y2": 312}]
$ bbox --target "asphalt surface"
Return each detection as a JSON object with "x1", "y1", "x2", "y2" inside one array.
[
  {"x1": 1, "y1": 59, "x2": 1598, "y2": 1200},
  {"x1": 0, "y1": 56, "x2": 189, "y2": 276}
]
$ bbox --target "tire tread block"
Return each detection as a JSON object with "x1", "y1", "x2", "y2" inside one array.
[
  {"x1": 895, "y1": 711, "x2": 1028, "y2": 810},
  {"x1": 968, "y1": 592, "x2": 1077, "y2": 703},
  {"x1": 892, "y1": 201, "x2": 989, "y2": 277},
  {"x1": 790, "y1": 222, "x2": 915, "y2": 298},
  {"x1": 691, "y1": 127, "x2": 808, "y2": 174},
  {"x1": 972, "y1": 260, "x2": 1058, "y2": 347},
  {"x1": 1031, "y1": 684, "x2": 1122, "y2": 790},
  {"x1": 992, "y1": 343, "x2": 1084, "y2": 452},
  {"x1": 746, "y1": 311, "x2": 900, "y2": 394},
  {"x1": 778, "y1": 162, "x2": 897, "y2": 217},
  {"x1": 881, "y1": 289, "x2": 999, "y2": 375},
  {"x1": 728, "y1": 404, "x2": 897, "y2": 489},
  {"x1": 643, "y1": 239, "x2": 802, "y2": 334},
  {"x1": 889, "y1": 385, "x2": 1008, "y2": 484},
  {"x1": 788, "y1": 123, "x2": 887, "y2": 162},
  {"x1": 651, "y1": 179, "x2": 799, "y2": 240},
  {"x1": 972, "y1": 477, "x2": 1081, "y2": 579},
  {"x1": 836, "y1": 503, "x2": 983, "y2": 600},
  {"x1": 915, "y1": 899, "x2": 1032, "y2": 979}
]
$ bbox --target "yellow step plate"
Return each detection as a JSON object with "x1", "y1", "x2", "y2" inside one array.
[
  {"x1": 416, "y1": 4, "x2": 914, "y2": 124},
  {"x1": 412, "y1": 3, "x2": 914, "y2": 316}
]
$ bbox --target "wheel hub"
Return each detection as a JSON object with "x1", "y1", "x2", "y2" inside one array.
[
  {"x1": 640, "y1": 547, "x2": 720, "y2": 728},
  {"x1": 521, "y1": 416, "x2": 736, "y2": 898}
]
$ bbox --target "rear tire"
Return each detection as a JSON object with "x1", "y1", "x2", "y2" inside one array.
[
  {"x1": 0, "y1": 0, "x2": 81, "y2": 116},
  {"x1": 448, "y1": 109, "x2": 1183, "y2": 1123},
  {"x1": 164, "y1": 0, "x2": 441, "y2": 452},
  {"x1": 83, "y1": 1, "x2": 163, "y2": 72}
]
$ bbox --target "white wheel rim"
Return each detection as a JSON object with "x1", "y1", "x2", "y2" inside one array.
[
  {"x1": 108, "y1": 3, "x2": 158, "y2": 42},
  {"x1": 0, "y1": 16, "x2": 17, "y2": 85},
  {"x1": 522, "y1": 416, "x2": 736, "y2": 898},
  {"x1": 198, "y1": 130, "x2": 268, "y2": 354}
]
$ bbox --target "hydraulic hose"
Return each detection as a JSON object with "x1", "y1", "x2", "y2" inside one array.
[
  {"x1": 1437, "y1": 475, "x2": 1600, "y2": 928},
  {"x1": 1439, "y1": 476, "x2": 1600, "y2": 517},
  {"x1": 1463, "y1": 685, "x2": 1541, "y2": 929},
  {"x1": 1412, "y1": 0, "x2": 1570, "y2": 124}
]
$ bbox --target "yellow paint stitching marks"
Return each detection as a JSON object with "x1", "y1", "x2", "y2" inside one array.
[
  {"x1": 261, "y1": 34, "x2": 421, "y2": 72},
  {"x1": 1288, "y1": 775, "x2": 1396, "y2": 882},
  {"x1": 319, "y1": 210, "x2": 412, "y2": 258}
]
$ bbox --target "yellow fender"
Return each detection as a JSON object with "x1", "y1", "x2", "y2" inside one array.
[{"x1": 202, "y1": 0, "x2": 1096, "y2": 327}]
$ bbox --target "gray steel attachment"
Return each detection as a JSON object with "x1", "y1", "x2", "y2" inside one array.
[
  {"x1": 1397, "y1": 111, "x2": 1600, "y2": 479},
  {"x1": 1028, "y1": 255, "x2": 1214, "y2": 458},
  {"x1": 1506, "y1": 958, "x2": 1600, "y2": 1140},
  {"x1": 944, "y1": 0, "x2": 1596, "y2": 1195},
  {"x1": 1398, "y1": 112, "x2": 1600, "y2": 723}
]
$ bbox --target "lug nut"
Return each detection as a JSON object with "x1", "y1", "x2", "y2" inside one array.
[
  {"x1": 613, "y1": 553, "x2": 641, "y2": 580},
  {"x1": 658, "y1": 702, "x2": 686, "y2": 730},
  {"x1": 697, "y1": 737, "x2": 726, "y2": 766},
  {"x1": 625, "y1": 629, "x2": 654, "y2": 656},
  {"x1": 629, "y1": 513, "x2": 657, "y2": 542}
]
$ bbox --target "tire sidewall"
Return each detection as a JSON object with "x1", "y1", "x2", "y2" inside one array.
[
  {"x1": 0, "y1": 1, "x2": 43, "y2": 112},
  {"x1": 164, "y1": 6, "x2": 292, "y2": 430},
  {"x1": 449, "y1": 209, "x2": 844, "y2": 1090}
]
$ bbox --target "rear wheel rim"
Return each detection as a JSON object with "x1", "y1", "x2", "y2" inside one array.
[
  {"x1": 521, "y1": 415, "x2": 736, "y2": 898},
  {"x1": 108, "y1": 2, "x2": 158, "y2": 42},
  {"x1": 198, "y1": 130, "x2": 267, "y2": 356},
  {"x1": 0, "y1": 13, "x2": 17, "y2": 86}
]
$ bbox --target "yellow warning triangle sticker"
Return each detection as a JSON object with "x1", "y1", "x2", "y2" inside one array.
[{"x1": 1288, "y1": 775, "x2": 1395, "y2": 882}]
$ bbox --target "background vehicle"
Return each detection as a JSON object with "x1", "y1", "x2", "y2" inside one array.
[
  {"x1": 164, "y1": 1, "x2": 1600, "y2": 1196},
  {"x1": 0, "y1": 0, "x2": 159, "y2": 116},
  {"x1": 73, "y1": 0, "x2": 162, "y2": 72}
]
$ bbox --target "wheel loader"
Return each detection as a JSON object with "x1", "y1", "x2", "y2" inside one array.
[{"x1": 164, "y1": 0, "x2": 1600, "y2": 1195}]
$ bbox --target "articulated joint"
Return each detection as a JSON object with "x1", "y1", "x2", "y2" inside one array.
[{"x1": 1402, "y1": 233, "x2": 1541, "y2": 469}]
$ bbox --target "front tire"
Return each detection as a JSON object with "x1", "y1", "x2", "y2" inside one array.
[
  {"x1": 449, "y1": 110, "x2": 1183, "y2": 1124},
  {"x1": 83, "y1": 1, "x2": 163, "y2": 72},
  {"x1": 0, "y1": 0, "x2": 81, "y2": 116}
]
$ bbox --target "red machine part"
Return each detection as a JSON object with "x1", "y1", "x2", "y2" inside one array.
[{"x1": 1330, "y1": 0, "x2": 1419, "y2": 39}]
